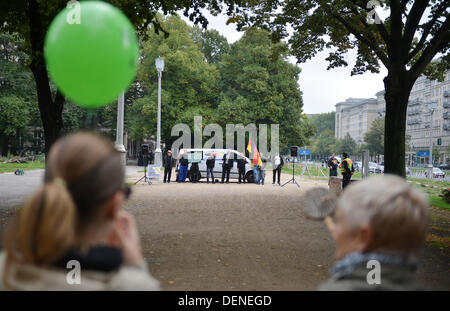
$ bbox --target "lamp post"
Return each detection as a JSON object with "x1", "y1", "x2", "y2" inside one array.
[
  {"x1": 427, "y1": 103, "x2": 437, "y2": 179},
  {"x1": 155, "y1": 56, "x2": 164, "y2": 166},
  {"x1": 115, "y1": 91, "x2": 127, "y2": 166}
]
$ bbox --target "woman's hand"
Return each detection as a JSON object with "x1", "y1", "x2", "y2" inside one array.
[{"x1": 108, "y1": 210, "x2": 144, "y2": 266}]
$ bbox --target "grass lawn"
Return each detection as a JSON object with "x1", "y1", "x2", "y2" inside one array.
[
  {"x1": 428, "y1": 195, "x2": 450, "y2": 211},
  {"x1": 0, "y1": 160, "x2": 45, "y2": 173}
]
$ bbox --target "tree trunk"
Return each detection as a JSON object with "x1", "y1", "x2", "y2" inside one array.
[
  {"x1": 383, "y1": 70, "x2": 414, "y2": 177},
  {"x1": 28, "y1": 0, "x2": 65, "y2": 155},
  {"x1": 1, "y1": 136, "x2": 9, "y2": 157}
]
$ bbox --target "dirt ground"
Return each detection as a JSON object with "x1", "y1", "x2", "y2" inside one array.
[
  {"x1": 124, "y1": 172, "x2": 449, "y2": 291},
  {"x1": 0, "y1": 171, "x2": 448, "y2": 290}
]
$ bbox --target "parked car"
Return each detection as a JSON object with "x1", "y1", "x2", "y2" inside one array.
[
  {"x1": 368, "y1": 162, "x2": 378, "y2": 174},
  {"x1": 176, "y1": 148, "x2": 254, "y2": 182},
  {"x1": 425, "y1": 167, "x2": 446, "y2": 179},
  {"x1": 438, "y1": 163, "x2": 450, "y2": 170},
  {"x1": 376, "y1": 164, "x2": 384, "y2": 174},
  {"x1": 354, "y1": 161, "x2": 362, "y2": 172}
]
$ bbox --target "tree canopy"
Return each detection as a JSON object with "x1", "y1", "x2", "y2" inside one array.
[{"x1": 233, "y1": 0, "x2": 449, "y2": 176}]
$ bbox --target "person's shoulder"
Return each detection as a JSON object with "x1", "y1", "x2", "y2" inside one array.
[{"x1": 108, "y1": 263, "x2": 160, "y2": 291}]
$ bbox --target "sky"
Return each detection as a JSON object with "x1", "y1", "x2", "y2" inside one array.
[{"x1": 180, "y1": 10, "x2": 388, "y2": 115}]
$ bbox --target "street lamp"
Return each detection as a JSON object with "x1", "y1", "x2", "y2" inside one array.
[
  {"x1": 155, "y1": 56, "x2": 164, "y2": 166},
  {"x1": 115, "y1": 91, "x2": 126, "y2": 166},
  {"x1": 428, "y1": 102, "x2": 437, "y2": 166},
  {"x1": 427, "y1": 102, "x2": 437, "y2": 179}
]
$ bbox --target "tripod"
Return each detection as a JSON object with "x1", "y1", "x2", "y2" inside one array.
[
  {"x1": 281, "y1": 159, "x2": 300, "y2": 188},
  {"x1": 135, "y1": 161, "x2": 152, "y2": 185}
]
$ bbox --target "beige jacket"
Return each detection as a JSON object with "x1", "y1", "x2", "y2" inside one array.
[{"x1": 0, "y1": 251, "x2": 160, "y2": 291}]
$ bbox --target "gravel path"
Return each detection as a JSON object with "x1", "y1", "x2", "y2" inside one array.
[
  {"x1": 0, "y1": 169, "x2": 448, "y2": 290},
  {"x1": 126, "y1": 172, "x2": 334, "y2": 290}
]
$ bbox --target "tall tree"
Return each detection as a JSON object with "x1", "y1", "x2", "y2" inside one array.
[
  {"x1": 309, "y1": 112, "x2": 335, "y2": 138},
  {"x1": 130, "y1": 15, "x2": 220, "y2": 146},
  {"x1": 191, "y1": 27, "x2": 230, "y2": 64},
  {"x1": 311, "y1": 129, "x2": 336, "y2": 156},
  {"x1": 0, "y1": 0, "x2": 228, "y2": 154},
  {"x1": 336, "y1": 133, "x2": 357, "y2": 155},
  {"x1": 0, "y1": 32, "x2": 39, "y2": 155},
  {"x1": 364, "y1": 118, "x2": 385, "y2": 156},
  {"x1": 235, "y1": 0, "x2": 449, "y2": 177},
  {"x1": 216, "y1": 27, "x2": 314, "y2": 148}
]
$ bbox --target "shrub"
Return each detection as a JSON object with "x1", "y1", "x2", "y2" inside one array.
[{"x1": 439, "y1": 188, "x2": 450, "y2": 204}]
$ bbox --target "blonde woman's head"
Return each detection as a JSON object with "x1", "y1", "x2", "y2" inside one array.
[{"x1": 4, "y1": 132, "x2": 126, "y2": 268}]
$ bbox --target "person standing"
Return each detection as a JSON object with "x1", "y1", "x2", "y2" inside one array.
[
  {"x1": 328, "y1": 153, "x2": 339, "y2": 177},
  {"x1": 221, "y1": 151, "x2": 232, "y2": 184},
  {"x1": 237, "y1": 154, "x2": 246, "y2": 184},
  {"x1": 259, "y1": 153, "x2": 268, "y2": 185},
  {"x1": 163, "y1": 150, "x2": 173, "y2": 183},
  {"x1": 339, "y1": 152, "x2": 354, "y2": 189},
  {"x1": 178, "y1": 153, "x2": 189, "y2": 182},
  {"x1": 272, "y1": 152, "x2": 283, "y2": 185},
  {"x1": 206, "y1": 152, "x2": 216, "y2": 184}
]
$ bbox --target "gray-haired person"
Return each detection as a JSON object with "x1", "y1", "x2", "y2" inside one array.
[{"x1": 318, "y1": 175, "x2": 429, "y2": 291}]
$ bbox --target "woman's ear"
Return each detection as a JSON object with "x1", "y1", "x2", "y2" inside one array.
[
  {"x1": 104, "y1": 192, "x2": 123, "y2": 220},
  {"x1": 359, "y1": 225, "x2": 374, "y2": 252}
]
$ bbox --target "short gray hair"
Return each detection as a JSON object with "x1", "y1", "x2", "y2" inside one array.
[{"x1": 337, "y1": 174, "x2": 429, "y2": 254}]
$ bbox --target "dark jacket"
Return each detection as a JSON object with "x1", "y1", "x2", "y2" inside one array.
[
  {"x1": 180, "y1": 157, "x2": 189, "y2": 167},
  {"x1": 222, "y1": 154, "x2": 234, "y2": 168},
  {"x1": 164, "y1": 155, "x2": 173, "y2": 168},
  {"x1": 327, "y1": 157, "x2": 339, "y2": 171},
  {"x1": 206, "y1": 157, "x2": 215, "y2": 169},
  {"x1": 237, "y1": 158, "x2": 246, "y2": 169}
]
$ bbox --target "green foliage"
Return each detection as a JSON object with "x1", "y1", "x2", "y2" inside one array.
[
  {"x1": 191, "y1": 27, "x2": 230, "y2": 64},
  {"x1": 439, "y1": 189, "x2": 450, "y2": 204},
  {"x1": 364, "y1": 118, "x2": 384, "y2": 156},
  {"x1": 215, "y1": 27, "x2": 314, "y2": 148},
  {"x1": 235, "y1": 0, "x2": 449, "y2": 177},
  {"x1": 311, "y1": 129, "x2": 336, "y2": 156},
  {"x1": 130, "y1": 15, "x2": 220, "y2": 144},
  {"x1": 0, "y1": 95, "x2": 30, "y2": 136},
  {"x1": 309, "y1": 112, "x2": 335, "y2": 138},
  {"x1": 335, "y1": 133, "x2": 357, "y2": 155}
]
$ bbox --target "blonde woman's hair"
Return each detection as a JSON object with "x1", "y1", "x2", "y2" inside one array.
[
  {"x1": 3, "y1": 132, "x2": 124, "y2": 287},
  {"x1": 337, "y1": 174, "x2": 429, "y2": 254}
]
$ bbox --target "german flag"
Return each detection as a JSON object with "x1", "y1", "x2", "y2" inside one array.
[{"x1": 246, "y1": 137, "x2": 262, "y2": 166}]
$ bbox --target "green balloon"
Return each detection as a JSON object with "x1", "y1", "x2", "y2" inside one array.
[{"x1": 44, "y1": 1, "x2": 139, "y2": 108}]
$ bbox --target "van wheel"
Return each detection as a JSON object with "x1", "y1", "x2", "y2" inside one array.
[{"x1": 245, "y1": 171, "x2": 254, "y2": 183}]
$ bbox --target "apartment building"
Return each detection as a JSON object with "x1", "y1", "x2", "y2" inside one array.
[
  {"x1": 376, "y1": 70, "x2": 450, "y2": 164},
  {"x1": 335, "y1": 98, "x2": 378, "y2": 144}
]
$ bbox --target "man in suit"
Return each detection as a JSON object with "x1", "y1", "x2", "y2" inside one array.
[
  {"x1": 221, "y1": 150, "x2": 233, "y2": 184},
  {"x1": 237, "y1": 153, "x2": 246, "y2": 184},
  {"x1": 163, "y1": 150, "x2": 173, "y2": 183}
]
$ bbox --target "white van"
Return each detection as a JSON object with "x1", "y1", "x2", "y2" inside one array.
[{"x1": 175, "y1": 148, "x2": 255, "y2": 182}]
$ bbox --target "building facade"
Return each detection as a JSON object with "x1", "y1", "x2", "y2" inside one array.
[
  {"x1": 376, "y1": 70, "x2": 450, "y2": 164},
  {"x1": 335, "y1": 98, "x2": 378, "y2": 144}
]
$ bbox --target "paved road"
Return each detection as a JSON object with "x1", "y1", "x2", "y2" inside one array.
[{"x1": 0, "y1": 166, "x2": 142, "y2": 209}]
